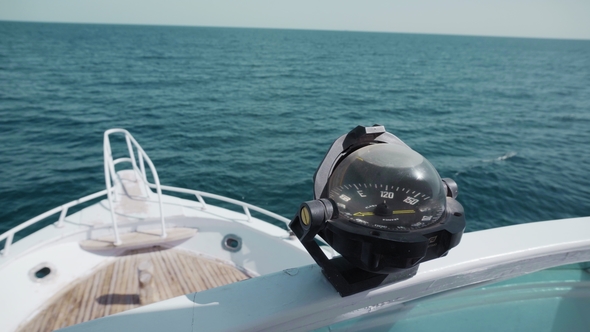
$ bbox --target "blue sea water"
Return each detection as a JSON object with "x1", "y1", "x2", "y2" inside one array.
[{"x1": 1, "y1": 21, "x2": 589, "y2": 238}]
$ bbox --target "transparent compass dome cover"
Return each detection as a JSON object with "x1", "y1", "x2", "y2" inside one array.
[{"x1": 328, "y1": 143, "x2": 447, "y2": 231}]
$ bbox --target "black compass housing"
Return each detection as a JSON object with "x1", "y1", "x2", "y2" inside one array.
[{"x1": 289, "y1": 125, "x2": 465, "y2": 296}]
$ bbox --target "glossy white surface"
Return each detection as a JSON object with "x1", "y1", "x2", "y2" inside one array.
[{"x1": 63, "y1": 216, "x2": 590, "y2": 331}]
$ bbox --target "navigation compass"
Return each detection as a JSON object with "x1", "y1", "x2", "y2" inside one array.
[{"x1": 289, "y1": 125, "x2": 465, "y2": 296}]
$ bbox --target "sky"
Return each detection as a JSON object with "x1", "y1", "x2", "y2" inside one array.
[{"x1": 1, "y1": 0, "x2": 589, "y2": 40}]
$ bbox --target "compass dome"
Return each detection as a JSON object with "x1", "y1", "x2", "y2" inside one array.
[{"x1": 328, "y1": 143, "x2": 447, "y2": 231}]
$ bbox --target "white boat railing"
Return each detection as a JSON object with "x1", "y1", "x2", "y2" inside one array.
[
  {"x1": 103, "y1": 129, "x2": 167, "y2": 245},
  {"x1": 153, "y1": 184, "x2": 291, "y2": 226},
  {"x1": 1, "y1": 129, "x2": 293, "y2": 257},
  {"x1": 0, "y1": 189, "x2": 111, "y2": 257},
  {"x1": 0, "y1": 182, "x2": 292, "y2": 258}
]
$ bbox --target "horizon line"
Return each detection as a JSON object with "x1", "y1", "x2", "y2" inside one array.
[{"x1": 1, "y1": 19, "x2": 589, "y2": 42}]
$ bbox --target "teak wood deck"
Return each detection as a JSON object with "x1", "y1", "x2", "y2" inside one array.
[{"x1": 18, "y1": 246, "x2": 250, "y2": 332}]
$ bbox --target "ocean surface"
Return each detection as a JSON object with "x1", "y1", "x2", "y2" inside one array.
[{"x1": 1, "y1": 21, "x2": 589, "y2": 240}]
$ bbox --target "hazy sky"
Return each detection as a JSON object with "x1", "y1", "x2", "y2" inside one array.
[{"x1": 1, "y1": 0, "x2": 589, "y2": 40}]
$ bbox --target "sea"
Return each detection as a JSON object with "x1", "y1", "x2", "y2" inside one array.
[{"x1": 1, "y1": 21, "x2": 589, "y2": 240}]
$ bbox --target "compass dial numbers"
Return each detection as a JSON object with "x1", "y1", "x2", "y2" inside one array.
[{"x1": 330, "y1": 183, "x2": 444, "y2": 231}]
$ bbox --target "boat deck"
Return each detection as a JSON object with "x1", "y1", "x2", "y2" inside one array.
[{"x1": 18, "y1": 246, "x2": 250, "y2": 332}]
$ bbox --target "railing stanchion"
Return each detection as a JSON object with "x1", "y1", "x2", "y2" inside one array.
[
  {"x1": 147, "y1": 151, "x2": 167, "y2": 239},
  {"x1": 138, "y1": 152, "x2": 149, "y2": 196},
  {"x1": 105, "y1": 143, "x2": 118, "y2": 202},
  {"x1": 56, "y1": 206, "x2": 68, "y2": 228},
  {"x1": 104, "y1": 133, "x2": 122, "y2": 246},
  {"x1": 196, "y1": 194, "x2": 207, "y2": 210},
  {"x1": 243, "y1": 206, "x2": 252, "y2": 222},
  {"x1": 126, "y1": 135, "x2": 138, "y2": 172},
  {"x1": 138, "y1": 152, "x2": 146, "y2": 180},
  {"x1": 3, "y1": 233, "x2": 13, "y2": 257}
]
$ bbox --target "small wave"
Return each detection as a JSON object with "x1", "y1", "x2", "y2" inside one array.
[
  {"x1": 455, "y1": 152, "x2": 518, "y2": 176},
  {"x1": 481, "y1": 151, "x2": 517, "y2": 163},
  {"x1": 496, "y1": 151, "x2": 517, "y2": 161}
]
